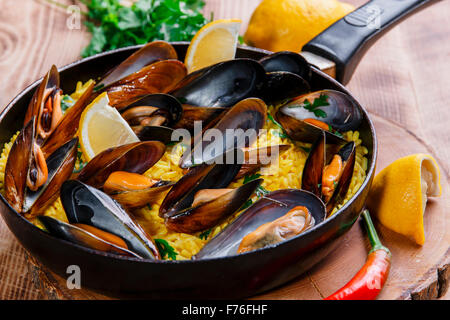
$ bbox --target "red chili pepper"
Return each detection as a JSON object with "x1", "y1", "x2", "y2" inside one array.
[{"x1": 324, "y1": 209, "x2": 391, "y2": 300}]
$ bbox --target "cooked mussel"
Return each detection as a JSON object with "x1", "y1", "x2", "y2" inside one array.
[
  {"x1": 121, "y1": 93, "x2": 183, "y2": 127},
  {"x1": 171, "y1": 59, "x2": 266, "y2": 108},
  {"x1": 41, "y1": 81, "x2": 95, "y2": 157},
  {"x1": 132, "y1": 125, "x2": 177, "y2": 145},
  {"x1": 4, "y1": 118, "x2": 77, "y2": 217},
  {"x1": 165, "y1": 178, "x2": 262, "y2": 234},
  {"x1": 301, "y1": 132, "x2": 356, "y2": 215},
  {"x1": 97, "y1": 41, "x2": 178, "y2": 90},
  {"x1": 260, "y1": 72, "x2": 310, "y2": 105},
  {"x1": 60, "y1": 180, "x2": 160, "y2": 259},
  {"x1": 103, "y1": 60, "x2": 187, "y2": 110},
  {"x1": 103, "y1": 171, "x2": 174, "y2": 209},
  {"x1": 159, "y1": 160, "x2": 242, "y2": 218},
  {"x1": 276, "y1": 90, "x2": 362, "y2": 143},
  {"x1": 38, "y1": 216, "x2": 141, "y2": 258},
  {"x1": 24, "y1": 65, "x2": 63, "y2": 145},
  {"x1": 194, "y1": 189, "x2": 326, "y2": 259},
  {"x1": 259, "y1": 51, "x2": 312, "y2": 82},
  {"x1": 179, "y1": 98, "x2": 268, "y2": 168},
  {"x1": 77, "y1": 141, "x2": 165, "y2": 189},
  {"x1": 235, "y1": 144, "x2": 290, "y2": 179}
]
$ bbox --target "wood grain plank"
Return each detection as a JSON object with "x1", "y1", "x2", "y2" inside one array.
[{"x1": 0, "y1": 0, "x2": 448, "y2": 300}]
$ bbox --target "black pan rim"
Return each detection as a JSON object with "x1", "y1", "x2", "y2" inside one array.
[{"x1": 0, "y1": 42, "x2": 377, "y2": 265}]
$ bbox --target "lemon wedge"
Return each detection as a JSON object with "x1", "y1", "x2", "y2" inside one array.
[
  {"x1": 367, "y1": 154, "x2": 442, "y2": 245},
  {"x1": 78, "y1": 92, "x2": 139, "y2": 161},
  {"x1": 185, "y1": 19, "x2": 241, "y2": 73}
]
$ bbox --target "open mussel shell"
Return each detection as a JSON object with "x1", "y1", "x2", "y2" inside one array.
[
  {"x1": 173, "y1": 105, "x2": 226, "y2": 132},
  {"x1": 171, "y1": 59, "x2": 266, "y2": 108},
  {"x1": 194, "y1": 189, "x2": 326, "y2": 259},
  {"x1": 97, "y1": 41, "x2": 178, "y2": 90},
  {"x1": 104, "y1": 59, "x2": 187, "y2": 110},
  {"x1": 38, "y1": 216, "x2": 141, "y2": 258},
  {"x1": 236, "y1": 144, "x2": 291, "y2": 179},
  {"x1": 165, "y1": 179, "x2": 263, "y2": 234},
  {"x1": 260, "y1": 71, "x2": 310, "y2": 105},
  {"x1": 41, "y1": 81, "x2": 95, "y2": 157},
  {"x1": 132, "y1": 125, "x2": 177, "y2": 145},
  {"x1": 160, "y1": 161, "x2": 241, "y2": 218},
  {"x1": 23, "y1": 138, "x2": 78, "y2": 218},
  {"x1": 77, "y1": 141, "x2": 165, "y2": 189},
  {"x1": 4, "y1": 119, "x2": 35, "y2": 212},
  {"x1": 276, "y1": 89, "x2": 362, "y2": 143},
  {"x1": 60, "y1": 180, "x2": 160, "y2": 259},
  {"x1": 24, "y1": 65, "x2": 60, "y2": 129},
  {"x1": 110, "y1": 180, "x2": 174, "y2": 209},
  {"x1": 325, "y1": 142, "x2": 356, "y2": 216},
  {"x1": 121, "y1": 93, "x2": 183, "y2": 127},
  {"x1": 301, "y1": 132, "x2": 326, "y2": 197},
  {"x1": 179, "y1": 98, "x2": 267, "y2": 168},
  {"x1": 301, "y1": 132, "x2": 356, "y2": 214},
  {"x1": 259, "y1": 51, "x2": 312, "y2": 82}
]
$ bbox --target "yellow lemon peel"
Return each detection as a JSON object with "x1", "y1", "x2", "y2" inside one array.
[
  {"x1": 244, "y1": 0, "x2": 354, "y2": 52},
  {"x1": 367, "y1": 154, "x2": 442, "y2": 245}
]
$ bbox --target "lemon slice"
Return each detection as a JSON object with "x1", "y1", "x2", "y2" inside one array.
[
  {"x1": 367, "y1": 154, "x2": 442, "y2": 245},
  {"x1": 79, "y1": 92, "x2": 139, "y2": 161},
  {"x1": 185, "y1": 19, "x2": 242, "y2": 73}
]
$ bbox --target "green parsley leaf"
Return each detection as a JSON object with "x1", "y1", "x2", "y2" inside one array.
[
  {"x1": 199, "y1": 229, "x2": 212, "y2": 240},
  {"x1": 297, "y1": 94, "x2": 330, "y2": 118},
  {"x1": 239, "y1": 198, "x2": 253, "y2": 211},
  {"x1": 79, "y1": 0, "x2": 208, "y2": 58},
  {"x1": 256, "y1": 185, "x2": 270, "y2": 198},
  {"x1": 238, "y1": 35, "x2": 245, "y2": 45},
  {"x1": 154, "y1": 238, "x2": 178, "y2": 260},
  {"x1": 243, "y1": 173, "x2": 261, "y2": 184},
  {"x1": 61, "y1": 95, "x2": 75, "y2": 114}
]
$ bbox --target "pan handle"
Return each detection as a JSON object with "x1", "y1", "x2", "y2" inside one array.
[{"x1": 302, "y1": 0, "x2": 439, "y2": 84}]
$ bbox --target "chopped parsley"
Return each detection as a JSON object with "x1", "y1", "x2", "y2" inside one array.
[
  {"x1": 328, "y1": 124, "x2": 344, "y2": 138},
  {"x1": 199, "y1": 229, "x2": 212, "y2": 240},
  {"x1": 300, "y1": 146, "x2": 311, "y2": 153},
  {"x1": 78, "y1": 0, "x2": 209, "y2": 57},
  {"x1": 239, "y1": 198, "x2": 253, "y2": 211},
  {"x1": 73, "y1": 143, "x2": 88, "y2": 173},
  {"x1": 243, "y1": 173, "x2": 261, "y2": 184},
  {"x1": 256, "y1": 185, "x2": 270, "y2": 198},
  {"x1": 289, "y1": 94, "x2": 329, "y2": 118},
  {"x1": 267, "y1": 113, "x2": 288, "y2": 138},
  {"x1": 61, "y1": 95, "x2": 75, "y2": 114},
  {"x1": 154, "y1": 238, "x2": 178, "y2": 260}
]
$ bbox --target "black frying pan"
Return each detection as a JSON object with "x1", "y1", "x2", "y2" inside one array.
[{"x1": 0, "y1": 0, "x2": 436, "y2": 299}]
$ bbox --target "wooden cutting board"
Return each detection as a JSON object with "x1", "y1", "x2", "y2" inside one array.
[
  {"x1": 25, "y1": 113, "x2": 450, "y2": 300},
  {"x1": 0, "y1": 0, "x2": 449, "y2": 300}
]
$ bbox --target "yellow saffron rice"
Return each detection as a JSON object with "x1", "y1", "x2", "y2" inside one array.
[{"x1": 0, "y1": 84, "x2": 368, "y2": 260}]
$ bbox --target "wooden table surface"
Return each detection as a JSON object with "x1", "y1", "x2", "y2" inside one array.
[{"x1": 0, "y1": 0, "x2": 448, "y2": 300}]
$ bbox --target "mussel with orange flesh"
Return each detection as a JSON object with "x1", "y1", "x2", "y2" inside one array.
[
  {"x1": 24, "y1": 65, "x2": 63, "y2": 145},
  {"x1": 171, "y1": 59, "x2": 266, "y2": 108},
  {"x1": 38, "y1": 216, "x2": 141, "y2": 258},
  {"x1": 97, "y1": 41, "x2": 178, "y2": 90},
  {"x1": 259, "y1": 51, "x2": 312, "y2": 82},
  {"x1": 23, "y1": 138, "x2": 78, "y2": 218},
  {"x1": 76, "y1": 141, "x2": 165, "y2": 189},
  {"x1": 159, "y1": 160, "x2": 242, "y2": 218},
  {"x1": 179, "y1": 98, "x2": 267, "y2": 168},
  {"x1": 194, "y1": 189, "x2": 326, "y2": 259},
  {"x1": 103, "y1": 171, "x2": 174, "y2": 209},
  {"x1": 165, "y1": 178, "x2": 262, "y2": 234},
  {"x1": 301, "y1": 132, "x2": 356, "y2": 214},
  {"x1": 41, "y1": 81, "x2": 95, "y2": 157},
  {"x1": 235, "y1": 144, "x2": 290, "y2": 179},
  {"x1": 276, "y1": 90, "x2": 362, "y2": 143},
  {"x1": 60, "y1": 180, "x2": 160, "y2": 259},
  {"x1": 237, "y1": 205, "x2": 313, "y2": 254},
  {"x1": 104, "y1": 60, "x2": 187, "y2": 110},
  {"x1": 4, "y1": 118, "x2": 77, "y2": 216}
]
